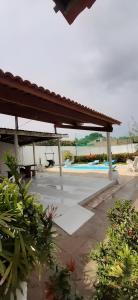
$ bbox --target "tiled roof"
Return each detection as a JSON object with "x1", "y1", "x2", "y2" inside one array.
[{"x1": 0, "y1": 69, "x2": 121, "y2": 126}]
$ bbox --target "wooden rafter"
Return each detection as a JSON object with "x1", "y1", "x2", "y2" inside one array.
[{"x1": 55, "y1": 124, "x2": 113, "y2": 132}]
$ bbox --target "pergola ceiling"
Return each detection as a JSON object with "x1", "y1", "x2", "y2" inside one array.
[
  {"x1": 0, "y1": 69, "x2": 121, "y2": 132},
  {"x1": 0, "y1": 128, "x2": 66, "y2": 146}
]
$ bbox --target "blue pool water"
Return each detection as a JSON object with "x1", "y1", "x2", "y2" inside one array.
[{"x1": 64, "y1": 164, "x2": 114, "y2": 171}]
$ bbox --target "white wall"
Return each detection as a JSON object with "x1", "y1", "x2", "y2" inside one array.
[
  {"x1": 20, "y1": 143, "x2": 138, "y2": 166},
  {"x1": 1, "y1": 142, "x2": 137, "y2": 176},
  {"x1": 0, "y1": 142, "x2": 15, "y2": 177}
]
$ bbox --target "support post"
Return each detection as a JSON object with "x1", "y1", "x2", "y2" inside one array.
[
  {"x1": 58, "y1": 138, "x2": 62, "y2": 177},
  {"x1": 32, "y1": 143, "x2": 36, "y2": 176},
  {"x1": 14, "y1": 116, "x2": 19, "y2": 164},
  {"x1": 107, "y1": 131, "x2": 112, "y2": 180},
  {"x1": 54, "y1": 125, "x2": 63, "y2": 190},
  {"x1": 33, "y1": 143, "x2": 36, "y2": 167}
]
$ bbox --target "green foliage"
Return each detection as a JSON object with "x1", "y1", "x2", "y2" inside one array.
[
  {"x1": 45, "y1": 264, "x2": 83, "y2": 300},
  {"x1": 76, "y1": 133, "x2": 103, "y2": 146},
  {"x1": 90, "y1": 200, "x2": 138, "y2": 300},
  {"x1": 74, "y1": 154, "x2": 106, "y2": 163},
  {"x1": 61, "y1": 140, "x2": 76, "y2": 146},
  {"x1": 64, "y1": 151, "x2": 73, "y2": 161},
  {"x1": 37, "y1": 140, "x2": 76, "y2": 146},
  {"x1": 74, "y1": 152, "x2": 135, "y2": 164},
  {"x1": 0, "y1": 155, "x2": 55, "y2": 299}
]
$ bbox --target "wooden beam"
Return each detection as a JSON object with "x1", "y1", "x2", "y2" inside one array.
[
  {"x1": 56, "y1": 124, "x2": 113, "y2": 132},
  {"x1": 0, "y1": 128, "x2": 67, "y2": 138}
]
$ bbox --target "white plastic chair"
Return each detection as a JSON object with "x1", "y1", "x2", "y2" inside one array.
[{"x1": 127, "y1": 156, "x2": 138, "y2": 172}]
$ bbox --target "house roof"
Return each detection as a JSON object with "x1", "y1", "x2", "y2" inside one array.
[
  {"x1": 0, "y1": 128, "x2": 66, "y2": 146},
  {"x1": 53, "y1": 0, "x2": 96, "y2": 24},
  {"x1": 0, "y1": 69, "x2": 121, "y2": 132}
]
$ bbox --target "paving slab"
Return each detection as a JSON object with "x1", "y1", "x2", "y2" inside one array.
[
  {"x1": 30, "y1": 172, "x2": 114, "y2": 234},
  {"x1": 28, "y1": 176, "x2": 138, "y2": 300},
  {"x1": 54, "y1": 205, "x2": 94, "y2": 235}
]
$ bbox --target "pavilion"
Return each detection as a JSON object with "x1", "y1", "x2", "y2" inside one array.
[{"x1": 0, "y1": 69, "x2": 121, "y2": 180}]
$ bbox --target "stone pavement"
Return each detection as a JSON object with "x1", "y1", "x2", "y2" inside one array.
[{"x1": 28, "y1": 175, "x2": 138, "y2": 300}]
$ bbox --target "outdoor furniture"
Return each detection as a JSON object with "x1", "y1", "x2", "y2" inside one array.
[
  {"x1": 46, "y1": 159, "x2": 55, "y2": 168},
  {"x1": 88, "y1": 160, "x2": 99, "y2": 165},
  {"x1": 64, "y1": 159, "x2": 73, "y2": 166},
  {"x1": 18, "y1": 164, "x2": 37, "y2": 178},
  {"x1": 127, "y1": 157, "x2": 138, "y2": 172},
  {"x1": 104, "y1": 160, "x2": 116, "y2": 165}
]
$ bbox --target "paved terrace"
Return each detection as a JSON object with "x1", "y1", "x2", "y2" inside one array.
[
  {"x1": 28, "y1": 172, "x2": 138, "y2": 299},
  {"x1": 30, "y1": 172, "x2": 114, "y2": 235}
]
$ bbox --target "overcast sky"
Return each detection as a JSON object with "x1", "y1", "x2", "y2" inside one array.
[{"x1": 0, "y1": 0, "x2": 138, "y2": 139}]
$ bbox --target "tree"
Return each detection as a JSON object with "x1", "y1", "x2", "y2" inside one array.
[{"x1": 76, "y1": 133, "x2": 103, "y2": 146}]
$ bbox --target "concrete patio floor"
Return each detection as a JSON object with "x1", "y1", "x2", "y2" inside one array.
[
  {"x1": 28, "y1": 174, "x2": 138, "y2": 300},
  {"x1": 30, "y1": 172, "x2": 114, "y2": 234}
]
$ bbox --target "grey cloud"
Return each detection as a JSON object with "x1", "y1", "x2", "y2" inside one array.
[{"x1": 0, "y1": 0, "x2": 138, "y2": 138}]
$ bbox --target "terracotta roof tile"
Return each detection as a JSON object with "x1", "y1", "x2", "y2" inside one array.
[{"x1": 0, "y1": 69, "x2": 121, "y2": 125}]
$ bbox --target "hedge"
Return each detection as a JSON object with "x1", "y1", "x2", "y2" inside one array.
[{"x1": 74, "y1": 152, "x2": 136, "y2": 163}]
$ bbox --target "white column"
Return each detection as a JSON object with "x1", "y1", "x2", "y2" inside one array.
[
  {"x1": 54, "y1": 125, "x2": 63, "y2": 190},
  {"x1": 58, "y1": 138, "x2": 62, "y2": 177},
  {"x1": 107, "y1": 131, "x2": 112, "y2": 180},
  {"x1": 14, "y1": 116, "x2": 19, "y2": 163},
  {"x1": 33, "y1": 143, "x2": 36, "y2": 169}
]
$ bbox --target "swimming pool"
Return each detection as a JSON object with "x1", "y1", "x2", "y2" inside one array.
[{"x1": 64, "y1": 164, "x2": 115, "y2": 171}]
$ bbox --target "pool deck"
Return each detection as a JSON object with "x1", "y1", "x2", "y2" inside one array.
[{"x1": 30, "y1": 172, "x2": 115, "y2": 235}]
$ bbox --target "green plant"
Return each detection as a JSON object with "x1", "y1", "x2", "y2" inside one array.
[
  {"x1": 74, "y1": 152, "x2": 135, "y2": 164},
  {"x1": 90, "y1": 200, "x2": 138, "y2": 300},
  {"x1": 45, "y1": 261, "x2": 83, "y2": 300},
  {"x1": 64, "y1": 151, "x2": 73, "y2": 161},
  {"x1": 0, "y1": 155, "x2": 55, "y2": 299}
]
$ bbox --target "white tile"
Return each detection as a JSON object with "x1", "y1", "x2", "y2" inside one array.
[{"x1": 54, "y1": 205, "x2": 94, "y2": 235}]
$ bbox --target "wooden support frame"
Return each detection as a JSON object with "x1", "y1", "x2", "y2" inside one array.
[{"x1": 56, "y1": 124, "x2": 113, "y2": 132}]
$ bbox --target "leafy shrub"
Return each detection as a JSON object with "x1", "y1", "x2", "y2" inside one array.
[
  {"x1": 74, "y1": 154, "x2": 107, "y2": 163},
  {"x1": 45, "y1": 261, "x2": 83, "y2": 300},
  {"x1": 63, "y1": 151, "x2": 74, "y2": 161},
  {"x1": 74, "y1": 153, "x2": 135, "y2": 164},
  {"x1": 90, "y1": 200, "x2": 138, "y2": 300},
  {"x1": 0, "y1": 155, "x2": 55, "y2": 299}
]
